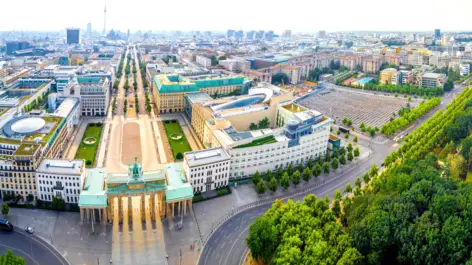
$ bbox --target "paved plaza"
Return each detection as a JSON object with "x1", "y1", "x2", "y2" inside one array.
[
  {"x1": 122, "y1": 122, "x2": 142, "y2": 165},
  {"x1": 298, "y1": 86, "x2": 420, "y2": 129}
]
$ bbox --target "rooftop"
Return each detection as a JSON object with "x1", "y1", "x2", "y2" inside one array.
[
  {"x1": 79, "y1": 168, "x2": 107, "y2": 208},
  {"x1": 165, "y1": 163, "x2": 193, "y2": 203},
  {"x1": 184, "y1": 147, "x2": 230, "y2": 167},
  {"x1": 234, "y1": 135, "x2": 278, "y2": 149},
  {"x1": 423, "y1": 72, "x2": 446, "y2": 79},
  {"x1": 37, "y1": 159, "x2": 84, "y2": 175}
]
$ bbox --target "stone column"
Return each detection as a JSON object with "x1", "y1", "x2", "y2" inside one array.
[
  {"x1": 98, "y1": 208, "x2": 102, "y2": 223},
  {"x1": 183, "y1": 200, "x2": 187, "y2": 215},
  {"x1": 150, "y1": 194, "x2": 155, "y2": 221},
  {"x1": 188, "y1": 200, "x2": 193, "y2": 213},
  {"x1": 178, "y1": 201, "x2": 181, "y2": 216},
  {"x1": 171, "y1": 202, "x2": 174, "y2": 217},
  {"x1": 141, "y1": 193, "x2": 146, "y2": 221},
  {"x1": 128, "y1": 196, "x2": 132, "y2": 220},
  {"x1": 80, "y1": 208, "x2": 84, "y2": 223},
  {"x1": 118, "y1": 196, "x2": 123, "y2": 223}
]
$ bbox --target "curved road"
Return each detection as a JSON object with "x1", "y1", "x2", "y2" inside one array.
[
  {"x1": 0, "y1": 229, "x2": 68, "y2": 265},
  {"x1": 198, "y1": 80, "x2": 471, "y2": 265}
]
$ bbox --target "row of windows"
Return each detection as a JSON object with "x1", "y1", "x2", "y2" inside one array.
[
  {"x1": 2, "y1": 184, "x2": 34, "y2": 190},
  {"x1": 37, "y1": 175, "x2": 80, "y2": 181},
  {"x1": 192, "y1": 173, "x2": 227, "y2": 185},
  {"x1": 190, "y1": 162, "x2": 229, "y2": 172}
]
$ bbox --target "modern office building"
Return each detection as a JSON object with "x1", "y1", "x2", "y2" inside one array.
[
  {"x1": 5, "y1": 41, "x2": 31, "y2": 55},
  {"x1": 392, "y1": 70, "x2": 413, "y2": 86},
  {"x1": 152, "y1": 74, "x2": 245, "y2": 113},
  {"x1": 246, "y1": 30, "x2": 255, "y2": 41},
  {"x1": 255, "y1": 30, "x2": 265, "y2": 40},
  {"x1": 283, "y1": 30, "x2": 292, "y2": 38},
  {"x1": 183, "y1": 147, "x2": 231, "y2": 193},
  {"x1": 66, "y1": 28, "x2": 80, "y2": 44},
  {"x1": 434, "y1": 29, "x2": 441, "y2": 39},
  {"x1": 227, "y1": 29, "x2": 235, "y2": 38},
  {"x1": 265, "y1": 31, "x2": 274, "y2": 41},
  {"x1": 418, "y1": 73, "x2": 446, "y2": 88},
  {"x1": 87, "y1": 23, "x2": 92, "y2": 38},
  {"x1": 36, "y1": 159, "x2": 85, "y2": 204},
  {"x1": 460, "y1": 64, "x2": 470, "y2": 76},
  {"x1": 196, "y1": 55, "x2": 212, "y2": 68},
  {"x1": 318, "y1": 31, "x2": 326, "y2": 38},
  {"x1": 76, "y1": 76, "x2": 110, "y2": 116}
]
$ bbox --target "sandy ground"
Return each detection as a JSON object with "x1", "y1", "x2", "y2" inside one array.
[{"x1": 122, "y1": 122, "x2": 142, "y2": 165}]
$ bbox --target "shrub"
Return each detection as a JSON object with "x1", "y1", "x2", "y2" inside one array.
[
  {"x1": 86, "y1": 160, "x2": 92, "y2": 166},
  {"x1": 176, "y1": 152, "x2": 184, "y2": 160}
]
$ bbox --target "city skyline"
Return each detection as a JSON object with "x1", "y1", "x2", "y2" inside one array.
[{"x1": 1, "y1": 0, "x2": 471, "y2": 32}]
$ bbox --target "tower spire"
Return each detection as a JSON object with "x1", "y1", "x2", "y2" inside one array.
[{"x1": 103, "y1": 5, "x2": 107, "y2": 36}]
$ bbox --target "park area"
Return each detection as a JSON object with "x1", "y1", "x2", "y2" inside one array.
[
  {"x1": 75, "y1": 123, "x2": 103, "y2": 167},
  {"x1": 298, "y1": 86, "x2": 420, "y2": 129},
  {"x1": 163, "y1": 120, "x2": 191, "y2": 160}
]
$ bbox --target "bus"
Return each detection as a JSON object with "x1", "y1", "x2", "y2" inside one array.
[
  {"x1": 339, "y1": 126, "x2": 350, "y2": 134},
  {"x1": 0, "y1": 218, "x2": 13, "y2": 231}
]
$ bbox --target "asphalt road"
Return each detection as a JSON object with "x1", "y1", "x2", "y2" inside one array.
[
  {"x1": 0, "y1": 229, "x2": 68, "y2": 265},
  {"x1": 197, "y1": 80, "x2": 472, "y2": 265}
]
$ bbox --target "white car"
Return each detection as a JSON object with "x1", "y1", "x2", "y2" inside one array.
[{"x1": 25, "y1": 226, "x2": 34, "y2": 234}]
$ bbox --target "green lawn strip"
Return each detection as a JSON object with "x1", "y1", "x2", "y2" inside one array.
[
  {"x1": 75, "y1": 123, "x2": 103, "y2": 167},
  {"x1": 235, "y1": 135, "x2": 277, "y2": 149},
  {"x1": 163, "y1": 121, "x2": 192, "y2": 159}
]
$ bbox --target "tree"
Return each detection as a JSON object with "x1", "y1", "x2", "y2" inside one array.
[
  {"x1": 369, "y1": 164, "x2": 378, "y2": 177},
  {"x1": 337, "y1": 129, "x2": 341, "y2": 135},
  {"x1": 271, "y1": 73, "x2": 289, "y2": 85},
  {"x1": 287, "y1": 163, "x2": 294, "y2": 176},
  {"x1": 307, "y1": 158, "x2": 314, "y2": 169},
  {"x1": 347, "y1": 143, "x2": 353, "y2": 152},
  {"x1": 354, "y1": 178, "x2": 361, "y2": 189},
  {"x1": 249, "y1": 122, "x2": 258, "y2": 130},
  {"x1": 344, "y1": 183, "x2": 352, "y2": 193},
  {"x1": 332, "y1": 199, "x2": 342, "y2": 218},
  {"x1": 265, "y1": 169, "x2": 272, "y2": 181},
  {"x1": 268, "y1": 177, "x2": 278, "y2": 193},
  {"x1": 292, "y1": 170, "x2": 301, "y2": 186},
  {"x1": 344, "y1": 133, "x2": 349, "y2": 139},
  {"x1": 246, "y1": 217, "x2": 278, "y2": 264},
  {"x1": 302, "y1": 168, "x2": 312, "y2": 182},
  {"x1": 1, "y1": 204, "x2": 8, "y2": 216},
  {"x1": 323, "y1": 162, "x2": 330, "y2": 174},
  {"x1": 353, "y1": 147, "x2": 360, "y2": 157},
  {"x1": 281, "y1": 173, "x2": 290, "y2": 190},
  {"x1": 0, "y1": 249, "x2": 25, "y2": 265},
  {"x1": 176, "y1": 152, "x2": 183, "y2": 160},
  {"x1": 340, "y1": 154, "x2": 347, "y2": 165},
  {"x1": 324, "y1": 152, "x2": 331, "y2": 162},
  {"x1": 331, "y1": 158, "x2": 339, "y2": 170},
  {"x1": 353, "y1": 136, "x2": 358, "y2": 143},
  {"x1": 256, "y1": 180, "x2": 266, "y2": 195},
  {"x1": 51, "y1": 197, "x2": 65, "y2": 211},
  {"x1": 313, "y1": 164, "x2": 322, "y2": 178},
  {"x1": 26, "y1": 194, "x2": 34, "y2": 202},
  {"x1": 334, "y1": 189, "x2": 342, "y2": 201},
  {"x1": 362, "y1": 173, "x2": 370, "y2": 183},
  {"x1": 348, "y1": 151, "x2": 354, "y2": 162},
  {"x1": 252, "y1": 171, "x2": 262, "y2": 185}
]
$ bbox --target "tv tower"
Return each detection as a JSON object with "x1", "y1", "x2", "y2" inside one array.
[{"x1": 103, "y1": 6, "x2": 107, "y2": 36}]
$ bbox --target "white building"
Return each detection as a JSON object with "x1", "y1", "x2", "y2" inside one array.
[
  {"x1": 213, "y1": 110, "x2": 331, "y2": 179},
  {"x1": 36, "y1": 159, "x2": 85, "y2": 204},
  {"x1": 76, "y1": 76, "x2": 110, "y2": 116},
  {"x1": 460, "y1": 64, "x2": 470, "y2": 76},
  {"x1": 183, "y1": 147, "x2": 231, "y2": 193},
  {"x1": 196, "y1": 55, "x2": 212, "y2": 68},
  {"x1": 52, "y1": 97, "x2": 81, "y2": 137}
]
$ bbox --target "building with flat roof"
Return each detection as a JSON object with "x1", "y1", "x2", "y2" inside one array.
[
  {"x1": 152, "y1": 74, "x2": 245, "y2": 114},
  {"x1": 36, "y1": 159, "x2": 85, "y2": 204},
  {"x1": 66, "y1": 28, "x2": 80, "y2": 44},
  {"x1": 418, "y1": 72, "x2": 446, "y2": 88},
  {"x1": 379, "y1": 68, "x2": 398, "y2": 85},
  {"x1": 183, "y1": 147, "x2": 230, "y2": 193},
  {"x1": 76, "y1": 76, "x2": 110, "y2": 116}
]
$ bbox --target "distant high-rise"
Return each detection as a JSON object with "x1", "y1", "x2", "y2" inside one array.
[
  {"x1": 434, "y1": 29, "x2": 441, "y2": 38},
  {"x1": 235, "y1": 30, "x2": 244, "y2": 40},
  {"x1": 264, "y1": 30, "x2": 274, "y2": 41},
  {"x1": 227, "y1": 29, "x2": 235, "y2": 38},
  {"x1": 255, "y1": 30, "x2": 264, "y2": 39},
  {"x1": 66, "y1": 28, "x2": 80, "y2": 44},
  {"x1": 246, "y1": 30, "x2": 255, "y2": 40},
  {"x1": 103, "y1": 6, "x2": 107, "y2": 35},
  {"x1": 5, "y1": 41, "x2": 30, "y2": 55},
  {"x1": 318, "y1": 30, "x2": 326, "y2": 38},
  {"x1": 87, "y1": 23, "x2": 92, "y2": 38},
  {"x1": 283, "y1": 30, "x2": 292, "y2": 38}
]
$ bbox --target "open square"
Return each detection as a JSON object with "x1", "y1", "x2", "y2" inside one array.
[
  {"x1": 163, "y1": 120, "x2": 192, "y2": 159},
  {"x1": 75, "y1": 123, "x2": 103, "y2": 167},
  {"x1": 121, "y1": 122, "x2": 142, "y2": 164}
]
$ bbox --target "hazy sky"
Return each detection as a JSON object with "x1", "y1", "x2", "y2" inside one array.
[{"x1": 2, "y1": 0, "x2": 471, "y2": 33}]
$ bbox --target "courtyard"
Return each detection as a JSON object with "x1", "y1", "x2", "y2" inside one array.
[
  {"x1": 75, "y1": 123, "x2": 103, "y2": 167},
  {"x1": 163, "y1": 120, "x2": 192, "y2": 160},
  {"x1": 298, "y1": 86, "x2": 420, "y2": 129}
]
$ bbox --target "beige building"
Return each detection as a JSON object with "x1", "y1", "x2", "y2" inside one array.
[
  {"x1": 379, "y1": 68, "x2": 398, "y2": 85},
  {"x1": 362, "y1": 59, "x2": 380, "y2": 73}
]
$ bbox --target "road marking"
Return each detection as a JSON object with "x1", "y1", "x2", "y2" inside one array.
[
  {"x1": 0, "y1": 243, "x2": 40, "y2": 265},
  {"x1": 14, "y1": 231, "x2": 68, "y2": 265},
  {"x1": 223, "y1": 226, "x2": 249, "y2": 265}
]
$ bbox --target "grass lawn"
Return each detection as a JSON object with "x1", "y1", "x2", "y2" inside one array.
[
  {"x1": 163, "y1": 120, "x2": 192, "y2": 160},
  {"x1": 75, "y1": 123, "x2": 103, "y2": 167}
]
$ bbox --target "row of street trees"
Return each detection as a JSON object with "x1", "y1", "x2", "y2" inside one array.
[{"x1": 252, "y1": 143, "x2": 360, "y2": 195}]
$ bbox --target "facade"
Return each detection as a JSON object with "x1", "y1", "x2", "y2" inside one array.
[
  {"x1": 340, "y1": 56, "x2": 362, "y2": 70},
  {"x1": 460, "y1": 64, "x2": 470, "y2": 76},
  {"x1": 6, "y1": 41, "x2": 30, "y2": 55},
  {"x1": 418, "y1": 73, "x2": 446, "y2": 88},
  {"x1": 379, "y1": 68, "x2": 398, "y2": 85},
  {"x1": 183, "y1": 148, "x2": 231, "y2": 193},
  {"x1": 0, "y1": 115, "x2": 68, "y2": 200},
  {"x1": 36, "y1": 159, "x2": 85, "y2": 204},
  {"x1": 152, "y1": 74, "x2": 245, "y2": 114},
  {"x1": 362, "y1": 59, "x2": 380, "y2": 73},
  {"x1": 77, "y1": 77, "x2": 110, "y2": 116},
  {"x1": 196, "y1": 55, "x2": 211, "y2": 68},
  {"x1": 392, "y1": 70, "x2": 413, "y2": 86},
  {"x1": 66, "y1": 28, "x2": 80, "y2": 44}
]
